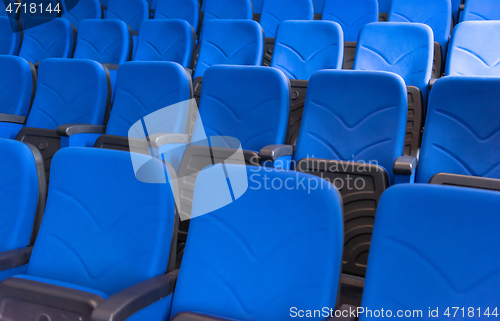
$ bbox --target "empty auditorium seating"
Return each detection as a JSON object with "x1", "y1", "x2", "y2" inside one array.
[
  {"x1": 0, "y1": 147, "x2": 177, "y2": 321},
  {"x1": 19, "y1": 18, "x2": 75, "y2": 64},
  {"x1": 461, "y1": 0, "x2": 500, "y2": 21},
  {"x1": 446, "y1": 21, "x2": 500, "y2": 76},
  {"x1": 167, "y1": 165, "x2": 343, "y2": 320},
  {"x1": 359, "y1": 184, "x2": 500, "y2": 319},
  {"x1": 260, "y1": 0, "x2": 313, "y2": 65},
  {"x1": 106, "y1": 0, "x2": 149, "y2": 32},
  {"x1": 354, "y1": 22, "x2": 433, "y2": 157},
  {"x1": 389, "y1": 0, "x2": 451, "y2": 78},
  {"x1": 133, "y1": 20, "x2": 194, "y2": 68},
  {"x1": 202, "y1": 0, "x2": 252, "y2": 26},
  {"x1": 417, "y1": 77, "x2": 500, "y2": 186},
  {"x1": 18, "y1": 0, "x2": 61, "y2": 25},
  {"x1": 154, "y1": 0, "x2": 200, "y2": 31},
  {"x1": 270, "y1": 20, "x2": 343, "y2": 145},
  {"x1": 0, "y1": 16, "x2": 22, "y2": 55},
  {"x1": 61, "y1": 0, "x2": 102, "y2": 29},
  {"x1": 294, "y1": 69, "x2": 408, "y2": 277},
  {"x1": 322, "y1": 0, "x2": 378, "y2": 69},
  {"x1": 0, "y1": 56, "x2": 36, "y2": 138},
  {"x1": 0, "y1": 139, "x2": 45, "y2": 281}
]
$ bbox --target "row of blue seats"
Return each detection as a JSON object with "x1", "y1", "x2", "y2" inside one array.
[{"x1": 0, "y1": 135, "x2": 498, "y2": 320}]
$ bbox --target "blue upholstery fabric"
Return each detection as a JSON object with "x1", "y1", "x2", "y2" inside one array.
[
  {"x1": 106, "y1": 0, "x2": 149, "y2": 31},
  {"x1": 73, "y1": 19, "x2": 131, "y2": 64},
  {"x1": 0, "y1": 17, "x2": 21, "y2": 55},
  {"x1": 462, "y1": 0, "x2": 500, "y2": 21},
  {"x1": 203, "y1": 0, "x2": 252, "y2": 24},
  {"x1": 452, "y1": 0, "x2": 460, "y2": 23},
  {"x1": 105, "y1": 61, "x2": 192, "y2": 137},
  {"x1": 322, "y1": 0, "x2": 378, "y2": 42},
  {"x1": 171, "y1": 165, "x2": 343, "y2": 320},
  {"x1": 193, "y1": 20, "x2": 263, "y2": 78},
  {"x1": 25, "y1": 58, "x2": 109, "y2": 129},
  {"x1": 191, "y1": 66, "x2": 290, "y2": 152},
  {"x1": 361, "y1": 184, "x2": 500, "y2": 319},
  {"x1": 446, "y1": 21, "x2": 500, "y2": 76},
  {"x1": 312, "y1": 0, "x2": 325, "y2": 14},
  {"x1": 252, "y1": 0, "x2": 264, "y2": 14},
  {"x1": 259, "y1": 0, "x2": 314, "y2": 38},
  {"x1": 0, "y1": 56, "x2": 34, "y2": 116},
  {"x1": 154, "y1": 0, "x2": 199, "y2": 30},
  {"x1": 389, "y1": 0, "x2": 451, "y2": 60},
  {"x1": 270, "y1": 20, "x2": 344, "y2": 80},
  {"x1": 417, "y1": 77, "x2": 500, "y2": 183},
  {"x1": 354, "y1": 22, "x2": 433, "y2": 104},
  {"x1": 134, "y1": 20, "x2": 194, "y2": 68},
  {"x1": 19, "y1": 0, "x2": 61, "y2": 25},
  {"x1": 25, "y1": 147, "x2": 175, "y2": 296},
  {"x1": 294, "y1": 70, "x2": 407, "y2": 184},
  {"x1": 19, "y1": 18, "x2": 74, "y2": 64},
  {"x1": 377, "y1": 0, "x2": 392, "y2": 13},
  {"x1": 0, "y1": 139, "x2": 39, "y2": 252},
  {"x1": 62, "y1": 0, "x2": 102, "y2": 29}
]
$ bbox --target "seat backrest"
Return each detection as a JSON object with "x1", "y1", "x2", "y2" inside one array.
[
  {"x1": 0, "y1": 56, "x2": 35, "y2": 117},
  {"x1": 192, "y1": 65, "x2": 289, "y2": 152},
  {"x1": 26, "y1": 58, "x2": 109, "y2": 129},
  {"x1": 19, "y1": 18, "x2": 74, "y2": 64},
  {"x1": 203, "y1": 0, "x2": 252, "y2": 24},
  {"x1": 19, "y1": 0, "x2": 61, "y2": 25},
  {"x1": 0, "y1": 139, "x2": 43, "y2": 252},
  {"x1": 295, "y1": 70, "x2": 407, "y2": 184},
  {"x1": 106, "y1": 0, "x2": 149, "y2": 31},
  {"x1": 322, "y1": 0, "x2": 378, "y2": 42},
  {"x1": 0, "y1": 16, "x2": 21, "y2": 55},
  {"x1": 417, "y1": 76, "x2": 500, "y2": 183},
  {"x1": 106, "y1": 61, "x2": 192, "y2": 137},
  {"x1": 462, "y1": 0, "x2": 500, "y2": 21},
  {"x1": 389, "y1": 0, "x2": 451, "y2": 57},
  {"x1": 446, "y1": 21, "x2": 500, "y2": 76},
  {"x1": 62, "y1": 0, "x2": 102, "y2": 29},
  {"x1": 361, "y1": 184, "x2": 500, "y2": 318},
  {"x1": 252, "y1": 0, "x2": 264, "y2": 14},
  {"x1": 377, "y1": 0, "x2": 392, "y2": 13},
  {"x1": 133, "y1": 20, "x2": 194, "y2": 68},
  {"x1": 312, "y1": 0, "x2": 325, "y2": 14},
  {"x1": 270, "y1": 20, "x2": 344, "y2": 80},
  {"x1": 73, "y1": 19, "x2": 131, "y2": 64},
  {"x1": 171, "y1": 164, "x2": 343, "y2": 319},
  {"x1": 154, "y1": 0, "x2": 199, "y2": 30},
  {"x1": 354, "y1": 22, "x2": 433, "y2": 101},
  {"x1": 26, "y1": 147, "x2": 176, "y2": 295},
  {"x1": 193, "y1": 19, "x2": 263, "y2": 78},
  {"x1": 259, "y1": 0, "x2": 313, "y2": 38}
]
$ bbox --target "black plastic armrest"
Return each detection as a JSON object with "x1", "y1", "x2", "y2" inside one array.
[
  {"x1": 459, "y1": 3, "x2": 465, "y2": 10},
  {"x1": 259, "y1": 144, "x2": 294, "y2": 162},
  {"x1": 102, "y1": 63, "x2": 120, "y2": 71},
  {"x1": 428, "y1": 78, "x2": 438, "y2": 90},
  {"x1": 0, "y1": 113, "x2": 27, "y2": 124},
  {"x1": 172, "y1": 312, "x2": 229, "y2": 321},
  {"x1": 429, "y1": 173, "x2": 500, "y2": 191},
  {"x1": 91, "y1": 270, "x2": 179, "y2": 321},
  {"x1": 393, "y1": 156, "x2": 418, "y2": 176},
  {"x1": 327, "y1": 304, "x2": 358, "y2": 321},
  {"x1": 185, "y1": 68, "x2": 193, "y2": 76},
  {"x1": 147, "y1": 133, "x2": 191, "y2": 148},
  {"x1": 0, "y1": 247, "x2": 32, "y2": 272},
  {"x1": 57, "y1": 124, "x2": 106, "y2": 137}
]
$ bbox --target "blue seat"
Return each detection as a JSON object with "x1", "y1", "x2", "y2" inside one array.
[
  {"x1": 0, "y1": 138, "x2": 45, "y2": 281},
  {"x1": 312, "y1": 0, "x2": 325, "y2": 14},
  {"x1": 389, "y1": 0, "x2": 451, "y2": 77},
  {"x1": 252, "y1": 0, "x2": 264, "y2": 14},
  {"x1": 446, "y1": 21, "x2": 500, "y2": 76},
  {"x1": 259, "y1": 0, "x2": 313, "y2": 38},
  {"x1": 193, "y1": 19, "x2": 263, "y2": 79},
  {"x1": 154, "y1": 0, "x2": 200, "y2": 31},
  {"x1": 270, "y1": 21, "x2": 344, "y2": 80},
  {"x1": 360, "y1": 184, "x2": 500, "y2": 319},
  {"x1": 106, "y1": 0, "x2": 149, "y2": 32},
  {"x1": 202, "y1": 0, "x2": 252, "y2": 25},
  {"x1": 0, "y1": 147, "x2": 177, "y2": 321},
  {"x1": 62, "y1": 0, "x2": 102, "y2": 29},
  {"x1": 294, "y1": 70, "x2": 407, "y2": 276},
  {"x1": 417, "y1": 77, "x2": 500, "y2": 184},
  {"x1": 18, "y1": 0, "x2": 61, "y2": 25},
  {"x1": 169, "y1": 164, "x2": 343, "y2": 320},
  {"x1": 19, "y1": 18, "x2": 75, "y2": 64},
  {"x1": 462, "y1": 0, "x2": 500, "y2": 21},
  {"x1": 0, "y1": 56, "x2": 36, "y2": 139},
  {"x1": 133, "y1": 20, "x2": 194, "y2": 68},
  {"x1": 377, "y1": 0, "x2": 392, "y2": 16},
  {"x1": 0, "y1": 16, "x2": 21, "y2": 55}
]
